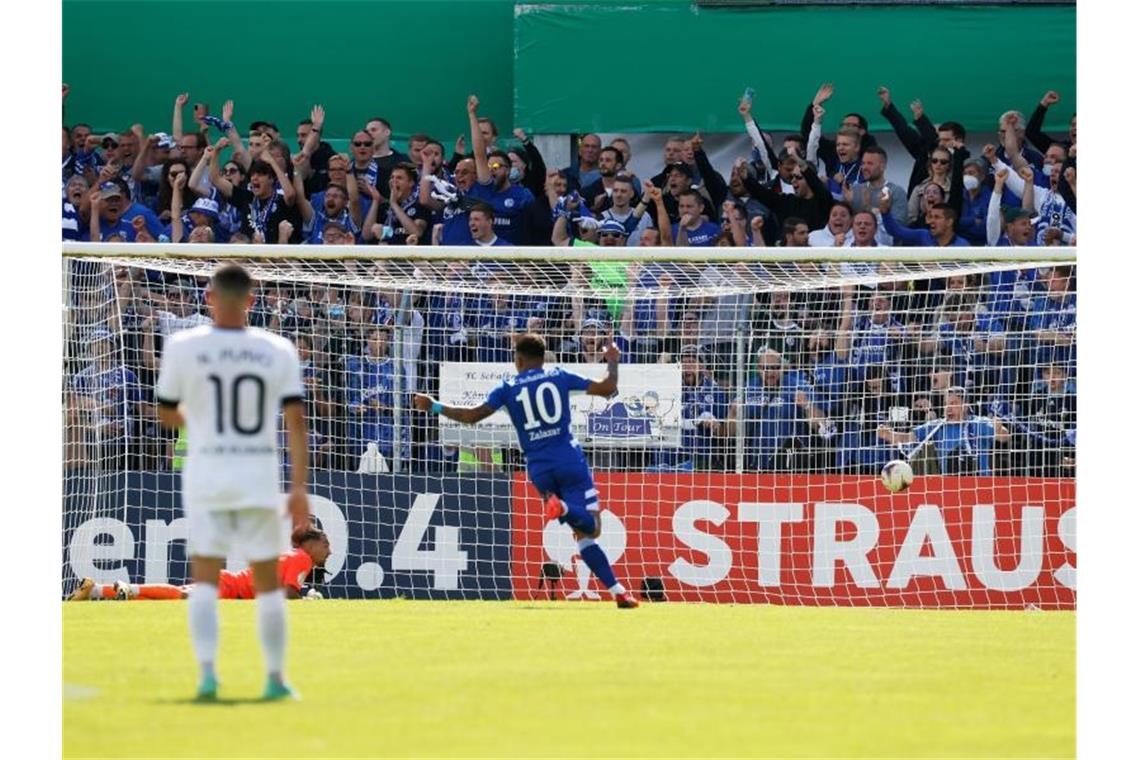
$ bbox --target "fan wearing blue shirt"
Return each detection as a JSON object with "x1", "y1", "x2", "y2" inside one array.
[
  {"x1": 104, "y1": 175, "x2": 165, "y2": 240},
  {"x1": 465, "y1": 95, "x2": 534, "y2": 244},
  {"x1": 63, "y1": 175, "x2": 101, "y2": 244},
  {"x1": 69, "y1": 330, "x2": 143, "y2": 469},
  {"x1": 670, "y1": 190, "x2": 721, "y2": 247},
  {"x1": 440, "y1": 197, "x2": 477, "y2": 245},
  {"x1": 788, "y1": 329, "x2": 850, "y2": 423},
  {"x1": 936, "y1": 293, "x2": 1009, "y2": 392},
  {"x1": 298, "y1": 182, "x2": 359, "y2": 244},
  {"x1": 991, "y1": 158, "x2": 1075, "y2": 246},
  {"x1": 423, "y1": 156, "x2": 478, "y2": 246},
  {"x1": 988, "y1": 190, "x2": 1040, "y2": 248},
  {"x1": 957, "y1": 158, "x2": 993, "y2": 245},
  {"x1": 850, "y1": 290, "x2": 905, "y2": 367},
  {"x1": 413, "y1": 333, "x2": 639, "y2": 609},
  {"x1": 651, "y1": 347, "x2": 727, "y2": 471},
  {"x1": 86, "y1": 180, "x2": 140, "y2": 241},
  {"x1": 877, "y1": 386, "x2": 1010, "y2": 475},
  {"x1": 727, "y1": 348, "x2": 820, "y2": 471},
  {"x1": 63, "y1": 196, "x2": 81, "y2": 241},
  {"x1": 561, "y1": 134, "x2": 603, "y2": 193},
  {"x1": 426, "y1": 289, "x2": 473, "y2": 363},
  {"x1": 70, "y1": 332, "x2": 142, "y2": 427},
  {"x1": 1027, "y1": 265, "x2": 1076, "y2": 366},
  {"x1": 879, "y1": 197, "x2": 968, "y2": 247},
  {"x1": 837, "y1": 364, "x2": 900, "y2": 474},
  {"x1": 628, "y1": 263, "x2": 682, "y2": 364},
  {"x1": 345, "y1": 326, "x2": 409, "y2": 464},
  {"x1": 466, "y1": 202, "x2": 512, "y2": 247},
  {"x1": 473, "y1": 291, "x2": 527, "y2": 362},
  {"x1": 983, "y1": 266, "x2": 1038, "y2": 317}
]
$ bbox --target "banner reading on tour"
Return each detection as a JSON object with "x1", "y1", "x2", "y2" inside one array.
[
  {"x1": 438, "y1": 362, "x2": 682, "y2": 449},
  {"x1": 510, "y1": 474, "x2": 1076, "y2": 610}
]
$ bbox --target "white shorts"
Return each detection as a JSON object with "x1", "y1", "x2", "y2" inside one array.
[{"x1": 187, "y1": 508, "x2": 288, "y2": 563}]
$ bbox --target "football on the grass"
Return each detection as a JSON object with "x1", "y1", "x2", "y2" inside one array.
[{"x1": 881, "y1": 459, "x2": 914, "y2": 493}]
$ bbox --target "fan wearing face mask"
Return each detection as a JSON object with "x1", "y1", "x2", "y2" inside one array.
[{"x1": 956, "y1": 157, "x2": 994, "y2": 245}]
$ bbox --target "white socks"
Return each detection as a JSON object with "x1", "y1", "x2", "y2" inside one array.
[
  {"x1": 256, "y1": 588, "x2": 287, "y2": 682},
  {"x1": 189, "y1": 583, "x2": 287, "y2": 684},
  {"x1": 188, "y1": 583, "x2": 218, "y2": 679}
]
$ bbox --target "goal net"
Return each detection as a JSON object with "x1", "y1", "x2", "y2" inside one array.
[{"x1": 62, "y1": 244, "x2": 1076, "y2": 609}]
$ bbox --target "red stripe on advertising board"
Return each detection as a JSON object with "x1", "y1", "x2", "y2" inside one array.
[{"x1": 510, "y1": 474, "x2": 1076, "y2": 609}]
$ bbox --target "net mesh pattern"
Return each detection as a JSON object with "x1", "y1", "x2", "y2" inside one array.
[{"x1": 61, "y1": 249, "x2": 1077, "y2": 608}]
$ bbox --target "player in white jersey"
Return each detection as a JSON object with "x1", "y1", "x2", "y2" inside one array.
[{"x1": 154, "y1": 263, "x2": 310, "y2": 701}]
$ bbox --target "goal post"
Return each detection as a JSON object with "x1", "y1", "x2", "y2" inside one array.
[{"x1": 61, "y1": 244, "x2": 1077, "y2": 608}]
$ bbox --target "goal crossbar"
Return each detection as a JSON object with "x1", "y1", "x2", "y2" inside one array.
[
  {"x1": 61, "y1": 244, "x2": 1075, "y2": 299},
  {"x1": 63, "y1": 242, "x2": 1076, "y2": 264}
]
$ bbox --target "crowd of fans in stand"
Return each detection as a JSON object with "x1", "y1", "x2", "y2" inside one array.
[
  {"x1": 62, "y1": 83, "x2": 1076, "y2": 249},
  {"x1": 61, "y1": 83, "x2": 1076, "y2": 477}
]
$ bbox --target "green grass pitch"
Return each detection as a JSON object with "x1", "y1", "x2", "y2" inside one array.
[{"x1": 64, "y1": 600, "x2": 1074, "y2": 758}]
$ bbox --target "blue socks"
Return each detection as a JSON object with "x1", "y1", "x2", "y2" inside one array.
[
  {"x1": 578, "y1": 537, "x2": 624, "y2": 594},
  {"x1": 563, "y1": 505, "x2": 596, "y2": 535}
]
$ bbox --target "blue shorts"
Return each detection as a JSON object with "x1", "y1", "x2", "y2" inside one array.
[{"x1": 529, "y1": 459, "x2": 599, "y2": 535}]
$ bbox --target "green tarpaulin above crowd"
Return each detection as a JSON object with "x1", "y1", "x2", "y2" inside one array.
[{"x1": 64, "y1": 0, "x2": 1074, "y2": 141}]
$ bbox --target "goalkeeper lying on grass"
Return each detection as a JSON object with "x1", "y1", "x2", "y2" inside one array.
[{"x1": 68, "y1": 527, "x2": 331, "y2": 602}]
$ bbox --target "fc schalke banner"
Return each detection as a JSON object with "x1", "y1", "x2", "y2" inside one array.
[{"x1": 437, "y1": 362, "x2": 682, "y2": 449}]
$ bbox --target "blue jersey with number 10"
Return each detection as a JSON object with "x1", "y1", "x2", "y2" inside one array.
[{"x1": 483, "y1": 366, "x2": 592, "y2": 470}]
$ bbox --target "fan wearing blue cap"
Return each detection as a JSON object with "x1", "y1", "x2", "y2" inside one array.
[
  {"x1": 83, "y1": 170, "x2": 165, "y2": 242},
  {"x1": 553, "y1": 212, "x2": 602, "y2": 247},
  {"x1": 88, "y1": 179, "x2": 136, "y2": 241},
  {"x1": 597, "y1": 219, "x2": 628, "y2": 247},
  {"x1": 169, "y1": 195, "x2": 222, "y2": 244}
]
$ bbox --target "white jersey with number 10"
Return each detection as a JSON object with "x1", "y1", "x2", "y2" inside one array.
[{"x1": 155, "y1": 325, "x2": 304, "y2": 513}]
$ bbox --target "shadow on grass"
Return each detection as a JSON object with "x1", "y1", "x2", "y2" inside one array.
[{"x1": 154, "y1": 697, "x2": 292, "y2": 706}]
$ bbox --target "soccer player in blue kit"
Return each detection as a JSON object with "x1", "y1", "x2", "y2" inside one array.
[{"x1": 413, "y1": 333, "x2": 639, "y2": 608}]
